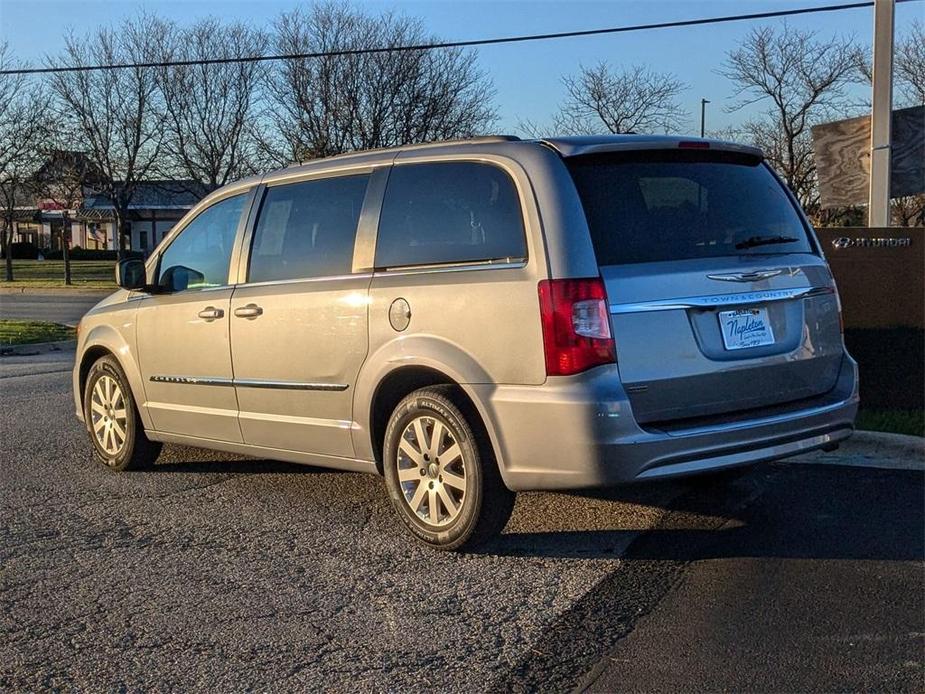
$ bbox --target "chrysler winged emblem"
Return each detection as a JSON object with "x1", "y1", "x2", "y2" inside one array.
[{"x1": 706, "y1": 269, "x2": 785, "y2": 282}]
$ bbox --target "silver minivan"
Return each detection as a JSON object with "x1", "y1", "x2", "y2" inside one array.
[{"x1": 73, "y1": 135, "x2": 859, "y2": 550}]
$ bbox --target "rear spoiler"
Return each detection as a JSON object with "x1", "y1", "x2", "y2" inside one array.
[{"x1": 540, "y1": 137, "x2": 764, "y2": 160}]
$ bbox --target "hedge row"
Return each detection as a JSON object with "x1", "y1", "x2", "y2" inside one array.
[{"x1": 1, "y1": 243, "x2": 142, "y2": 261}]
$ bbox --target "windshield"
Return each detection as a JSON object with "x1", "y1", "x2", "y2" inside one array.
[{"x1": 566, "y1": 150, "x2": 813, "y2": 265}]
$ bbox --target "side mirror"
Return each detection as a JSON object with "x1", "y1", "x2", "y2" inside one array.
[
  {"x1": 115, "y1": 258, "x2": 147, "y2": 290},
  {"x1": 158, "y1": 265, "x2": 205, "y2": 292}
]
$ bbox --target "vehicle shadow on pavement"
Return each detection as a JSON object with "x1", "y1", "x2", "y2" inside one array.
[
  {"x1": 479, "y1": 463, "x2": 925, "y2": 562},
  {"x1": 490, "y1": 462, "x2": 925, "y2": 693}
]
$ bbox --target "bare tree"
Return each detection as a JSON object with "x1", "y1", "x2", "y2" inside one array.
[
  {"x1": 47, "y1": 15, "x2": 167, "y2": 253},
  {"x1": 858, "y1": 19, "x2": 925, "y2": 107},
  {"x1": 31, "y1": 148, "x2": 102, "y2": 284},
  {"x1": 895, "y1": 19, "x2": 925, "y2": 106},
  {"x1": 512, "y1": 118, "x2": 544, "y2": 139},
  {"x1": 720, "y1": 24, "x2": 859, "y2": 213},
  {"x1": 157, "y1": 18, "x2": 268, "y2": 190},
  {"x1": 553, "y1": 62, "x2": 687, "y2": 135},
  {"x1": 0, "y1": 44, "x2": 49, "y2": 281},
  {"x1": 264, "y1": 2, "x2": 496, "y2": 163}
]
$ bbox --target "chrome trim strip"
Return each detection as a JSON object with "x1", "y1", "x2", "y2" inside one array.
[
  {"x1": 374, "y1": 259, "x2": 526, "y2": 277},
  {"x1": 150, "y1": 376, "x2": 348, "y2": 391},
  {"x1": 234, "y1": 378, "x2": 349, "y2": 392},
  {"x1": 238, "y1": 273, "x2": 372, "y2": 290},
  {"x1": 609, "y1": 286, "x2": 834, "y2": 314},
  {"x1": 149, "y1": 375, "x2": 234, "y2": 386}
]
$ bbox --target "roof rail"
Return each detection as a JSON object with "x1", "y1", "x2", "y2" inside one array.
[{"x1": 294, "y1": 135, "x2": 522, "y2": 166}]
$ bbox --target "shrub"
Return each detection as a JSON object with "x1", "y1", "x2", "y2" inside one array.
[
  {"x1": 1, "y1": 242, "x2": 40, "y2": 259},
  {"x1": 42, "y1": 248, "x2": 120, "y2": 261}
]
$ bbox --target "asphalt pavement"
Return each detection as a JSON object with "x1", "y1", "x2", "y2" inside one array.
[
  {"x1": 581, "y1": 463, "x2": 924, "y2": 692},
  {"x1": 1, "y1": 351, "x2": 922, "y2": 691},
  {"x1": 0, "y1": 291, "x2": 109, "y2": 325}
]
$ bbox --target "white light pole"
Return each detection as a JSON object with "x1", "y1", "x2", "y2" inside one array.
[{"x1": 868, "y1": 0, "x2": 894, "y2": 227}]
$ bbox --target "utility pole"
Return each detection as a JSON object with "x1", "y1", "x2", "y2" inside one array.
[
  {"x1": 868, "y1": 0, "x2": 894, "y2": 227},
  {"x1": 700, "y1": 99, "x2": 710, "y2": 138}
]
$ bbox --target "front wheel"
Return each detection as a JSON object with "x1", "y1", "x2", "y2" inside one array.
[
  {"x1": 383, "y1": 386, "x2": 515, "y2": 551},
  {"x1": 83, "y1": 355, "x2": 161, "y2": 471}
]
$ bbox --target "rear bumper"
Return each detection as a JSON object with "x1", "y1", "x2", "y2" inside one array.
[{"x1": 472, "y1": 354, "x2": 859, "y2": 491}]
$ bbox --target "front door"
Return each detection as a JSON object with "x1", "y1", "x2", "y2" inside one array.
[
  {"x1": 230, "y1": 173, "x2": 372, "y2": 458},
  {"x1": 136, "y1": 191, "x2": 251, "y2": 442}
]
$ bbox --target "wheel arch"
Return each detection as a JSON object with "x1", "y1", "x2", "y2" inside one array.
[
  {"x1": 368, "y1": 365, "x2": 456, "y2": 471},
  {"x1": 77, "y1": 324, "x2": 153, "y2": 431},
  {"x1": 78, "y1": 344, "x2": 115, "y2": 399},
  {"x1": 359, "y1": 363, "x2": 508, "y2": 487}
]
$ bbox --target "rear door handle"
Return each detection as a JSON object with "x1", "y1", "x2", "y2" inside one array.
[
  {"x1": 197, "y1": 306, "x2": 224, "y2": 321},
  {"x1": 234, "y1": 304, "x2": 263, "y2": 319}
]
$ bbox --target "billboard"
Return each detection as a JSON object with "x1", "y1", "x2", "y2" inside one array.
[{"x1": 811, "y1": 105, "x2": 925, "y2": 208}]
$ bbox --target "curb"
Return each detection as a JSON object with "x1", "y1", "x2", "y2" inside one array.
[
  {"x1": 0, "y1": 339, "x2": 77, "y2": 357},
  {"x1": 792, "y1": 430, "x2": 924, "y2": 471},
  {"x1": 0, "y1": 287, "x2": 112, "y2": 295},
  {"x1": 848, "y1": 430, "x2": 924, "y2": 457}
]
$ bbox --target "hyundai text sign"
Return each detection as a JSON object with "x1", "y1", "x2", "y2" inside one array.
[{"x1": 831, "y1": 236, "x2": 912, "y2": 249}]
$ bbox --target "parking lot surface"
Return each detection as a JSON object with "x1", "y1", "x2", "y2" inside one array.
[{"x1": 1, "y1": 352, "x2": 922, "y2": 691}]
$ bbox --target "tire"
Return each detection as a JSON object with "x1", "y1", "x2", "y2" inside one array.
[
  {"x1": 383, "y1": 385, "x2": 515, "y2": 551},
  {"x1": 83, "y1": 355, "x2": 161, "y2": 471}
]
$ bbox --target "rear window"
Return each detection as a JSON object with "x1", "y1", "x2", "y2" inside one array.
[
  {"x1": 566, "y1": 150, "x2": 813, "y2": 265},
  {"x1": 375, "y1": 162, "x2": 526, "y2": 269}
]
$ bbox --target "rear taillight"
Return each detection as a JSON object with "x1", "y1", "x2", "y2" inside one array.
[{"x1": 538, "y1": 278, "x2": 616, "y2": 376}]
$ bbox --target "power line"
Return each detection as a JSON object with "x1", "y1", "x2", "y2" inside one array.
[{"x1": 1, "y1": 0, "x2": 918, "y2": 76}]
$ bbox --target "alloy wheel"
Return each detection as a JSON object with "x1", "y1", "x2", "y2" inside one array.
[
  {"x1": 90, "y1": 375, "x2": 128, "y2": 458},
  {"x1": 396, "y1": 415, "x2": 467, "y2": 527}
]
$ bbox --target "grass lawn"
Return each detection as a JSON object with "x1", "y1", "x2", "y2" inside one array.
[
  {"x1": 0, "y1": 319, "x2": 76, "y2": 345},
  {"x1": 856, "y1": 409, "x2": 924, "y2": 438},
  {"x1": 1, "y1": 260, "x2": 115, "y2": 288}
]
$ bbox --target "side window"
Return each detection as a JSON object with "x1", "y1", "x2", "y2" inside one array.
[
  {"x1": 375, "y1": 162, "x2": 526, "y2": 269},
  {"x1": 248, "y1": 174, "x2": 370, "y2": 283},
  {"x1": 158, "y1": 193, "x2": 247, "y2": 291}
]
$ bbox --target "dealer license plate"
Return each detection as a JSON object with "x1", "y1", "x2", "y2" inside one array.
[{"x1": 718, "y1": 308, "x2": 775, "y2": 350}]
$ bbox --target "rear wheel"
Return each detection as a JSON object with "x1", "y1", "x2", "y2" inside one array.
[
  {"x1": 383, "y1": 386, "x2": 514, "y2": 551},
  {"x1": 83, "y1": 355, "x2": 161, "y2": 471}
]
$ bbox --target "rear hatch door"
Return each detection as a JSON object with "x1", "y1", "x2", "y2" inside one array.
[{"x1": 566, "y1": 148, "x2": 843, "y2": 424}]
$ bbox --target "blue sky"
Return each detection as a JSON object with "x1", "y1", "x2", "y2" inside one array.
[{"x1": 1, "y1": 0, "x2": 922, "y2": 134}]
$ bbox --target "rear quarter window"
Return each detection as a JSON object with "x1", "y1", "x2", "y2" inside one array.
[
  {"x1": 375, "y1": 162, "x2": 526, "y2": 269},
  {"x1": 567, "y1": 150, "x2": 814, "y2": 266}
]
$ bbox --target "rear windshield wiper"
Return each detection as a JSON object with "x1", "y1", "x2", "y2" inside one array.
[{"x1": 735, "y1": 234, "x2": 800, "y2": 250}]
